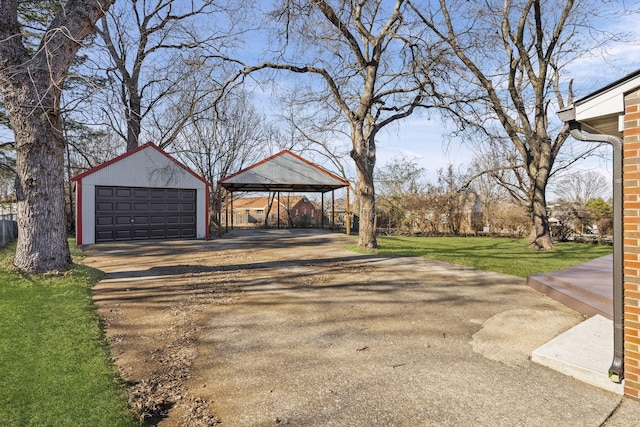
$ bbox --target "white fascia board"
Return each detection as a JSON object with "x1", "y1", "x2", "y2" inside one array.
[{"x1": 575, "y1": 75, "x2": 640, "y2": 122}]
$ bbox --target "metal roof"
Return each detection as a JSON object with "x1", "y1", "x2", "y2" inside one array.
[{"x1": 218, "y1": 150, "x2": 349, "y2": 193}]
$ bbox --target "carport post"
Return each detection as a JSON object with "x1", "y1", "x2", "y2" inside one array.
[
  {"x1": 321, "y1": 192, "x2": 325, "y2": 228},
  {"x1": 332, "y1": 190, "x2": 335, "y2": 231},
  {"x1": 229, "y1": 191, "x2": 235, "y2": 230},
  {"x1": 225, "y1": 190, "x2": 231, "y2": 233},
  {"x1": 346, "y1": 187, "x2": 351, "y2": 235}
]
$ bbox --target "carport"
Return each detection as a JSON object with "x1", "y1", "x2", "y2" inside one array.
[{"x1": 217, "y1": 150, "x2": 350, "y2": 236}]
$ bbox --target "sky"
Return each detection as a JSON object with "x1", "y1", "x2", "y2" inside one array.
[
  {"x1": 240, "y1": 1, "x2": 640, "y2": 201},
  {"x1": 371, "y1": 32, "x2": 640, "y2": 198},
  {"x1": 1, "y1": 0, "x2": 637, "y2": 203}
]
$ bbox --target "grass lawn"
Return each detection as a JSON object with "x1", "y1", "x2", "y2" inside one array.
[
  {"x1": 0, "y1": 241, "x2": 138, "y2": 427},
  {"x1": 350, "y1": 236, "x2": 613, "y2": 278}
]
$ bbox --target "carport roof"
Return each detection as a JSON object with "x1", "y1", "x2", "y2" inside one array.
[{"x1": 218, "y1": 150, "x2": 349, "y2": 193}]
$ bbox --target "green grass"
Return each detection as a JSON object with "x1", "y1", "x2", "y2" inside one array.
[
  {"x1": 0, "y1": 241, "x2": 138, "y2": 427},
  {"x1": 350, "y1": 236, "x2": 613, "y2": 278}
]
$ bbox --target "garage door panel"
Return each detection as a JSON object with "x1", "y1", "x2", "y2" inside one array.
[
  {"x1": 115, "y1": 202, "x2": 132, "y2": 212},
  {"x1": 150, "y1": 228, "x2": 167, "y2": 238},
  {"x1": 133, "y1": 216, "x2": 149, "y2": 225},
  {"x1": 181, "y1": 228, "x2": 195, "y2": 238},
  {"x1": 96, "y1": 202, "x2": 113, "y2": 211},
  {"x1": 181, "y1": 190, "x2": 195, "y2": 199},
  {"x1": 115, "y1": 188, "x2": 132, "y2": 197},
  {"x1": 95, "y1": 186, "x2": 197, "y2": 243},
  {"x1": 96, "y1": 187, "x2": 114, "y2": 197},
  {"x1": 166, "y1": 216, "x2": 181, "y2": 225},
  {"x1": 166, "y1": 203, "x2": 181, "y2": 212},
  {"x1": 150, "y1": 216, "x2": 165, "y2": 224},
  {"x1": 133, "y1": 228, "x2": 150, "y2": 239},
  {"x1": 133, "y1": 202, "x2": 149, "y2": 211},
  {"x1": 96, "y1": 230, "x2": 113, "y2": 241},
  {"x1": 115, "y1": 216, "x2": 131, "y2": 225},
  {"x1": 96, "y1": 216, "x2": 113, "y2": 226},
  {"x1": 115, "y1": 229, "x2": 133, "y2": 240},
  {"x1": 165, "y1": 189, "x2": 180, "y2": 198},
  {"x1": 165, "y1": 227, "x2": 182, "y2": 238}
]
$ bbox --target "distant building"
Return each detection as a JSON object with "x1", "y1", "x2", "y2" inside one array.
[{"x1": 225, "y1": 195, "x2": 323, "y2": 228}]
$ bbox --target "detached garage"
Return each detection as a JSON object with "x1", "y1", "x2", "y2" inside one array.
[{"x1": 71, "y1": 142, "x2": 210, "y2": 245}]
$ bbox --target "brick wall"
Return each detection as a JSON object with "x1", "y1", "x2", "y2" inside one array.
[{"x1": 623, "y1": 89, "x2": 640, "y2": 398}]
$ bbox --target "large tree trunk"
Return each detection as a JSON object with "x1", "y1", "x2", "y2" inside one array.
[
  {"x1": 530, "y1": 174, "x2": 553, "y2": 250},
  {"x1": 351, "y1": 132, "x2": 377, "y2": 249},
  {"x1": 4, "y1": 73, "x2": 71, "y2": 271},
  {"x1": 527, "y1": 142, "x2": 554, "y2": 250},
  {"x1": 126, "y1": 92, "x2": 142, "y2": 151},
  {"x1": 0, "y1": 0, "x2": 114, "y2": 272}
]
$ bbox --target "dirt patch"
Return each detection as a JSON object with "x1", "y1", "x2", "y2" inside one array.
[
  {"x1": 87, "y1": 242, "x2": 247, "y2": 424},
  {"x1": 84, "y1": 230, "x2": 621, "y2": 426}
]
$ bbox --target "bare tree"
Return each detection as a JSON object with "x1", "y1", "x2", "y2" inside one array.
[
  {"x1": 435, "y1": 164, "x2": 476, "y2": 236},
  {"x1": 174, "y1": 89, "x2": 276, "y2": 216},
  {"x1": 92, "y1": 0, "x2": 239, "y2": 151},
  {"x1": 277, "y1": 100, "x2": 354, "y2": 186},
  {"x1": 552, "y1": 170, "x2": 610, "y2": 204},
  {"x1": 376, "y1": 155, "x2": 426, "y2": 233},
  {"x1": 0, "y1": 0, "x2": 114, "y2": 272},
  {"x1": 219, "y1": 0, "x2": 448, "y2": 249},
  {"x1": 410, "y1": 0, "x2": 628, "y2": 249}
]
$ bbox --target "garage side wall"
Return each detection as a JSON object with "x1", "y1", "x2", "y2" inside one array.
[{"x1": 77, "y1": 147, "x2": 207, "y2": 245}]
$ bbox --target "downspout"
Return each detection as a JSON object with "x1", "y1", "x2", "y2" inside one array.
[{"x1": 565, "y1": 120, "x2": 624, "y2": 383}]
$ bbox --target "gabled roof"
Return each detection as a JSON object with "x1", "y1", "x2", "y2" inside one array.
[
  {"x1": 219, "y1": 150, "x2": 349, "y2": 193},
  {"x1": 71, "y1": 142, "x2": 209, "y2": 186},
  {"x1": 231, "y1": 196, "x2": 272, "y2": 210}
]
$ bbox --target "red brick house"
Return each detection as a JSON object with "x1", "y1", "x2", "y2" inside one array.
[
  {"x1": 560, "y1": 69, "x2": 640, "y2": 399},
  {"x1": 227, "y1": 195, "x2": 323, "y2": 227}
]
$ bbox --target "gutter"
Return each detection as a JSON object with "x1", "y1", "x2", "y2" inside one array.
[{"x1": 558, "y1": 107, "x2": 624, "y2": 383}]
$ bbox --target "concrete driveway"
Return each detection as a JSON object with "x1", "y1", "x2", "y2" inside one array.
[{"x1": 84, "y1": 229, "x2": 640, "y2": 426}]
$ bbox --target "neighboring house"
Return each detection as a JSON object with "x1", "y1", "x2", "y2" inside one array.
[{"x1": 226, "y1": 195, "x2": 323, "y2": 227}]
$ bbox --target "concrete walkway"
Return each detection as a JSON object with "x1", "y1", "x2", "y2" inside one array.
[
  {"x1": 525, "y1": 254, "x2": 624, "y2": 395},
  {"x1": 87, "y1": 230, "x2": 640, "y2": 426}
]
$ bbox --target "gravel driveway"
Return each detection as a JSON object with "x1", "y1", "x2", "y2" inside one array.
[{"x1": 85, "y1": 229, "x2": 633, "y2": 426}]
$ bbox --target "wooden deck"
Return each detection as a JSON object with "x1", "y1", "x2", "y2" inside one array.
[{"x1": 526, "y1": 255, "x2": 613, "y2": 319}]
